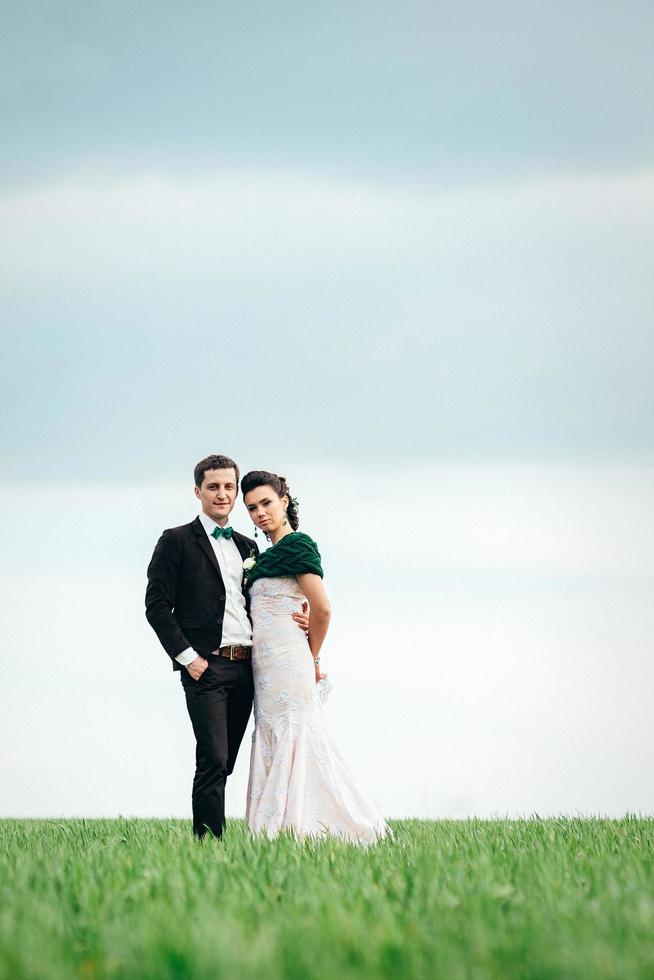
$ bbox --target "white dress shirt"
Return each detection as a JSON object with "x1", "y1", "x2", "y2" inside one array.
[{"x1": 175, "y1": 512, "x2": 252, "y2": 666}]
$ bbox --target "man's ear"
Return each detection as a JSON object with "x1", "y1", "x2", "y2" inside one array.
[{"x1": 194, "y1": 485, "x2": 201, "y2": 499}]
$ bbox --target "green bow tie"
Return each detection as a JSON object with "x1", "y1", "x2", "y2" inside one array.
[{"x1": 211, "y1": 525, "x2": 234, "y2": 540}]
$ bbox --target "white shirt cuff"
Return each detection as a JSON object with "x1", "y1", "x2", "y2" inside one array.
[{"x1": 175, "y1": 647, "x2": 198, "y2": 667}]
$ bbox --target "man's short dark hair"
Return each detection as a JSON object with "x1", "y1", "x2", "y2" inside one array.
[{"x1": 194, "y1": 454, "x2": 240, "y2": 488}]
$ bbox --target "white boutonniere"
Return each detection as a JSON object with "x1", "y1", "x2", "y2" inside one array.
[{"x1": 243, "y1": 549, "x2": 257, "y2": 582}]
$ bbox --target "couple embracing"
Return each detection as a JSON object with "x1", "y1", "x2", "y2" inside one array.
[{"x1": 146, "y1": 454, "x2": 390, "y2": 845}]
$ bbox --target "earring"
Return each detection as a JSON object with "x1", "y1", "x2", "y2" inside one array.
[
  {"x1": 254, "y1": 526, "x2": 258, "y2": 537},
  {"x1": 282, "y1": 511, "x2": 288, "y2": 526}
]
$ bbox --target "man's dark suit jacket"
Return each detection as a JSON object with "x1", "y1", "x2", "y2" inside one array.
[{"x1": 145, "y1": 516, "x2": 258, "y2": 671}]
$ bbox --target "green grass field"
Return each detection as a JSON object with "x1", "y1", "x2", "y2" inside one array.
[{"x1": 1, "y1": 817, "x2": 653, "y2": 979}]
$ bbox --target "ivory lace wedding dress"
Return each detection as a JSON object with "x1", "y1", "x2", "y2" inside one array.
[{"x1": 245, "y1": 574, "x2": 390, "y2": 844}]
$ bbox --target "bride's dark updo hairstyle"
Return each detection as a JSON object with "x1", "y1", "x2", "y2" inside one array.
[{"x1": 241, "y1": 471, "x2": 300, "y2": 531}]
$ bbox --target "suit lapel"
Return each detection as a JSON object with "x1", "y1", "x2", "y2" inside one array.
[
  {"x1": 232, "y1": 531, "x2": 255, "y2": 597},
  {"x1": 232, "y1": 531, "x2": 253, "y2": 563},
  {"x1": 191, "y1": 516, "x2": 225, "y2": 583}
]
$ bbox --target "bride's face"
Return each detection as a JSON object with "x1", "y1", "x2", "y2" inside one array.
[{"x1": 244, "y1": 485, "x2": 289, "y2": 534}]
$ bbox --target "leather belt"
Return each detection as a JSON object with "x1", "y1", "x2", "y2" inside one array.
[{"x1": 211, "y1": 644, "x2": 252, "y2": 661}]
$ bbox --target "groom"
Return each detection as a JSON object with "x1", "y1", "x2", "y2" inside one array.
[{"x1": 145, "y1": 453, "x2": 308, "y2": 839}]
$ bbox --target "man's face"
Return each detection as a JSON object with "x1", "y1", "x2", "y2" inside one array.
[{"x1": 194, "y1": 468, "x2": 238, "y2": 525}]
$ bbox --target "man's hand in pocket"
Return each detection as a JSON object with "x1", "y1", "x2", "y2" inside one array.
[{"x1": 187, "y1": 655, "x2": 209, "y2": 681}]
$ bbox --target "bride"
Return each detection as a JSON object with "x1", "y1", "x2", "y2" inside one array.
[{"x1": 240, "y1": 470, "x2": 391, "y2": 844}]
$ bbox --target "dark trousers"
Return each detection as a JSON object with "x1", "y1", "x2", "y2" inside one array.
[{"x1": 180, "y1": 655, "x2": 254, "y2": 839}]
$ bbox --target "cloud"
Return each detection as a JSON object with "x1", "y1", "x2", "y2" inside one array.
[
  {"x1": 3, "y1": 1, "x2": 652, "y2": 184},
  {"x1": 2, "y1": 167, "x2": 653, "y2": 287},
  {"x1": 1, "y1": 167, "x2": 653, "y2": 477}
]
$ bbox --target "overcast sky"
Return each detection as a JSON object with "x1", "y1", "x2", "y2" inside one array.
[{"x1": 1, "y1": 1, "x2": 653, "y2": 819}]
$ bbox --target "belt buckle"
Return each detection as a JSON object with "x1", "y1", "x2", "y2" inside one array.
[{"x1": 228, "y1": 645, "x2": 236, "y2": 661}]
